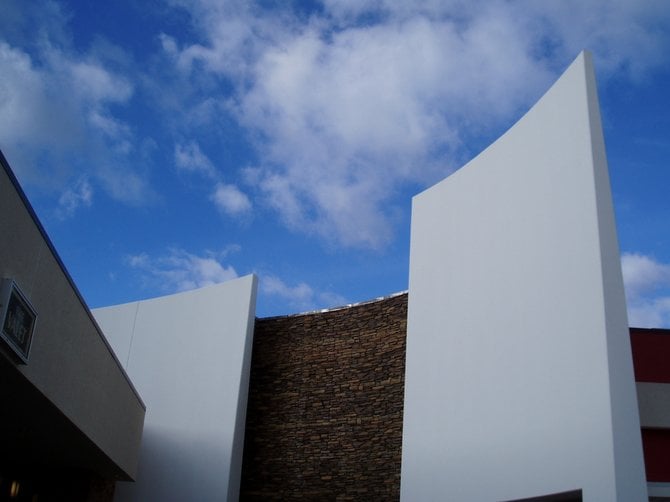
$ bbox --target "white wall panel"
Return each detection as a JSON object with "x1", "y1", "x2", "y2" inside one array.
[
  {"x1": 401, "y1": 52, "x2": 646, "y2": 501},
  {"x1": 94, "y1": 275, "x2": 257, "y2": 502}
]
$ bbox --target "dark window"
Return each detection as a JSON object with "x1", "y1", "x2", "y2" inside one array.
[{"x1": 501, "y1": 489, "x2": 582, "y2": 502}]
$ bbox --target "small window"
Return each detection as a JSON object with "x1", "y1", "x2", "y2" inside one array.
[{"x1": 0, "y1": 279, "x2": 37, "y2": 364}]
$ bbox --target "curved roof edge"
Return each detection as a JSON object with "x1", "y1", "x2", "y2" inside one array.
[{"x1": 259, "y1": 290, "x2": 408, "y2": 321}]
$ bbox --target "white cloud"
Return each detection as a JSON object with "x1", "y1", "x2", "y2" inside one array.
[
  {"x1": 173, "y1": 141, "x2": 254, "y2": 219},
  {"x1": 127, "y1": 247, "x2": 239, "y2": 293},
  {"x1": 161, "y1": 0, "x2": 670, "y2": 249},
  {"x1": 4, "y1": 1, "x2": 669, "y2": 251},
  {"x1": 158, "y1": 2, "x2": 277, "y2": 78},
  {"x1": 627, "y1": 298, "x2": 670, "y2": 330},
  {"x1": 261, "y1": 274, "x2": 347, "y2": 312},
  {"x1": 621, "y1": 252, "x2": 670, "y2": 328},
  {"x1": 211, "y1": 182, "x2": 252, "y2": 216},
  {"x1": 174, "y1": 142, "x2": 253, "y2": 218},
  {"x1": 255, "y1": 7, "x2": 556, "y2": 245},
  {"x1": 125, "y1": 249, "x2": 346, "y2": 313},
  {"x1": 174, "y1": 141, "x2": 216, "y2": 176},
  {"x1": 318, "y1": 291, "x2": 350, "y2": 310},
  {"x1": 0, "y1": 41, "x2": 79, "y2": 156},
  {"x1": 88, "y1": 109, "x2": 132, "y2": 142},
  {"x1": 127, "y1": 253, "x2": 150, "y2": 268},
  {"x1": 65, "y1": 59, "x2": 133, "y2": 103},
  {"x1": 56, "y1": 177, "x2": 93, "y2": 218},
  {"x1": 262, "y1": 275, "x2": 314, "y2": 304},
  {"x1": 621, "y1": 253, "x2": 670, "y2": 299},
  {"x1": 0, "y1": 39, "x2": 134, "y2": 152},
  {"x1": 0, "y1": 2, "x2": 149, "y2": 206},
  {"x1": 518, "y1": 0, "x2": 670, "y2": 80}
]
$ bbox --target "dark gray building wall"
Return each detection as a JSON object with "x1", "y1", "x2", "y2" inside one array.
[{"x1": 0, "y1": 151, "x2": 145, "y2": 483}]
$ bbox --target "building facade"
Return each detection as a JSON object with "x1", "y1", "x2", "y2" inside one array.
[
  {"x1": 0, "y1": 151, "x2": 145, "y2": 501},
  {"x1": 2, "y1": 51, "x2": 669, "y2": 501}
]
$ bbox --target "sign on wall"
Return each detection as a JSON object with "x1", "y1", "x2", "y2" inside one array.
[{"x1": 0, "y1": 279, "x2": 37, "y2": 364}]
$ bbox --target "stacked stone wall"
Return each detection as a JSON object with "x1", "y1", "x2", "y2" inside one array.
[{"x1": 240, "y1": 293, "x2": 407, "y2": 501}]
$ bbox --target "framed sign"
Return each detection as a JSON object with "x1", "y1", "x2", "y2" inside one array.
[{"x1": 0, "y1": 279, "x2": 37, "y2": 364}]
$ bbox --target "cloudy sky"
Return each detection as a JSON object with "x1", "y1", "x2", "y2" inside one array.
[{"x1": 1, "y1": 0, "x2": 669, "y2": 324}]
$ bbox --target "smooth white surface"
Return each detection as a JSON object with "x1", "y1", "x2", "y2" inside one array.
[
  {"x1": 401, "y1": 52, "x2": 646, "y2": 501},
  {"x1": 94, "y1": 275, "x2": 257, "y2": 502}
]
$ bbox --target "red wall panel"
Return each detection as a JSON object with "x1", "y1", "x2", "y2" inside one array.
[
  {"x1": 630, "y1": 328, "x2": 670, "y2": 383},
  {"x1": 642, "y1": 428, "x2": 670, "y2": 482}
]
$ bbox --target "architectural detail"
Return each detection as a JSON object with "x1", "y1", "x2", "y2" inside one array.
[
  {"x1": 236, "y1": 292, "x2": 669, "y2": 501},
  {"x1": 402, "y1": 51, "x2": 646, "y2": 500},
  {"x1": 2, "y1": 51, "x2": 668, "y2": 501},
  {"x1": 631, "y1": 328, "x2": 670, "y2": 498},
  {"x1": 0, "y1": 151, "x2": 145, "y2": 501},
  {"x1": 0, "y1": 278, "x2": 38, "y2": 363},
  {"x1": 241, "y1": 293, "x2": 407, "y2": 500},
  {"x1": 93, "y1": 276, "x2": 257, "y2": 502}
]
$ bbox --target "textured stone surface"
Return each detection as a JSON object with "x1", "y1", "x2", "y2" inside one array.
[{"x1": 240, "y1": 293, "x2": 407, "y2": 501}]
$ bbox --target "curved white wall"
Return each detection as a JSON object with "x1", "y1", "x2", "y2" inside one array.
[
  {"x1": 93, "y1": 275, "x2": 257, "y2": 502},
  {"x1": 401, "y1": 52, "x2": 647, "y2": 501}
]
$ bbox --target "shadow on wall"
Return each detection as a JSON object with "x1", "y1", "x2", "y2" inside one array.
[{"x1": 115, "y1": 428, "x2": 231, "y2": 502}]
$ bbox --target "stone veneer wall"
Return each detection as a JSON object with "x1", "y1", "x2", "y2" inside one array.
[{"x1": 240, "y1": 293, "x2": 407, "y2": 501}]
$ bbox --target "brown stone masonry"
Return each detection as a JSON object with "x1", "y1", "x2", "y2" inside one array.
[{"x1": 240, "y1": 293, "x2": 408, "y2": 501}]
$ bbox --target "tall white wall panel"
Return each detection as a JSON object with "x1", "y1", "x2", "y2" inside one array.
[
  {"x1": 93, "y1": 275, "x2": 258, "y2": 502},
  {"x1": 401, "y1": 52, "x2": 647, "y2": 501}
]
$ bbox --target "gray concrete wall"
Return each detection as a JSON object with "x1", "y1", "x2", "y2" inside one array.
[
  {"x1": 94, "y1": 275, "x2": 257, "y2": 502},
  {"x1": 401, "y1": 52, "x2": 647, "y2": 501},
  {"x1": 0, "y1": 153, "x2": 145, "y2": 480},
  {"x1": 637, "y1": 382, "x2": 670, "y2": 428}
]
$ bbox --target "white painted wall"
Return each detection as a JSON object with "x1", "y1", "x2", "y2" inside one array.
[
  {"x1": 401, "y1": 52, "x2": 647, "y2": 501},
  {"x1": 93, "y1": 275, "x2": 257, "y2": 502}
]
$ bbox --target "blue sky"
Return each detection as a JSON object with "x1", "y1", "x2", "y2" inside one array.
[{"x1": 1, "y1": 0, "x2": 669, "y2": 324}]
